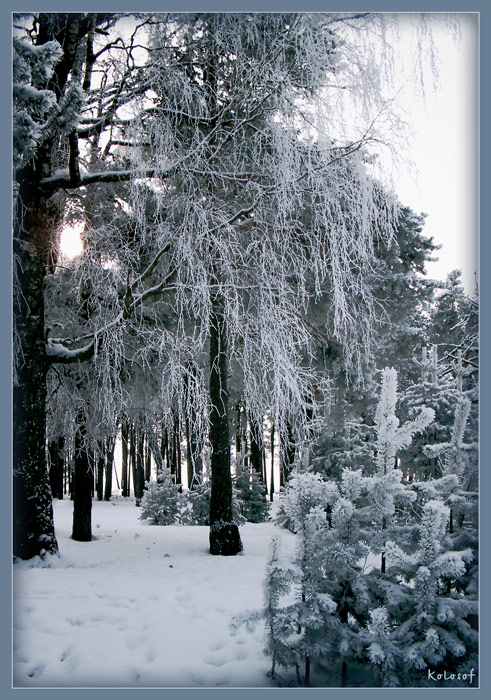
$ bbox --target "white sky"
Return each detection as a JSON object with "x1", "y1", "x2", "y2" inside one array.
[{"x1": 385, "y1": 13, "x2": 478, "y2": 294}]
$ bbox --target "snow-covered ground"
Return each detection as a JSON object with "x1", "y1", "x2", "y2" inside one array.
[{"x1": 13, "y1": 497, "x2": 296, "y2": 688}]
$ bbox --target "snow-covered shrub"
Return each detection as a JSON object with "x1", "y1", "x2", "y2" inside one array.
[
  {"x1": 365, "y1": 367, "x2": 434, "y2": 570},
  {"x1": 276, "y1": 471, "x2": 338, "y2": 532},
  {"x1": 179, "y1": 479, "x2": 211, "y2": 525},
  {"x1": 377, "y1": 499, "x2": 477, "y2": 685},
  {"x1": 139, "y1": 469, "x2": 180, "y2": 525},
  {"x1": 234, "y1": 465, "x2": 270, "y2": 523}
]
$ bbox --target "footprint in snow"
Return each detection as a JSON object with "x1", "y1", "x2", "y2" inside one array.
[
  {"x1": 27, "y1": 663, "x2": 45, "y2": 679},
  {"x1": 209, "y1": 639, "x2": 224, "y2": 651},
  {"x1": 145, "y1": 649, "x2": 156, "y2": 664},
  {"x1": 129, "y1": 669, "x2": 142, "y2": 683},
  {"x1": 203, "y1": 651, "x2": 229, "y2": 667},
  {"x1": 125, "y1": 634, "x2": 145, "y2": 651}
]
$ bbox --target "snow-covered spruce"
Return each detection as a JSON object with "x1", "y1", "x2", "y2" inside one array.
[{"x1": 139, "y1": 470, "x2": 180, "y2": 526}]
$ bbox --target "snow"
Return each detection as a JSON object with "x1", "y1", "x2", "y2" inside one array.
[{"x1": 13, "y1": 498, "x2": 296, "y2": 688}]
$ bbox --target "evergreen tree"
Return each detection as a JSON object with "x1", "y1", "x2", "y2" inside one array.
[
  {"x1": 381, "y1": 500, "x2": 477, "y2": 685},
  {"x1": 234, "y1": 462, "x2": 270, "y2": 523},
  {"x1": 139, "y1": 469, "x2": 180, "y2": 525}
]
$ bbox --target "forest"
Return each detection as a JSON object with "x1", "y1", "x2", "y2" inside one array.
[{"x1": 12, "y1": 12, "x2": 478, "y2": 688}]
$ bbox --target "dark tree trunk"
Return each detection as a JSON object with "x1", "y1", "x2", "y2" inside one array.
[
  {"x1": 235, "y1": 403, "x2": 242, "y2": 457},
  {"x1": 48, "y1": 436, "x2": 65, "y2": 500},
  {"x1": 174, "y1": 413, "x2": 182, "y2": 486},
  {"x1": 13, "y1": 201, "x2": 58, "y2": 559},
  {"x1": 96, "y1": 443, "x2": 104, "y2": 501},
  {"x1": 104, "y1": 437, "x2": 116, "y2": 501},
  {"x1": 134, "y1": 426, "x2": 145, "y2": 505},
  {"x1": 72, "y1": 426, "x2": 93, "y2": 542},
  {"x1": 185, "y1": 408, "x2": 202, "y2": 489},
  {"x1": 269, "y1": 422, "x2": 275, "y2": 502},
  {"x1": 144, "y1": 435, "x2": 152, "y2": 483},
  {"x1": 167, "y1": 422, "x2": 177, "y2": 478},
  {"x1": 280, "y1": 423, "x2": 296, "y2": 487},
  {"x1": 249, "y1": 415, "x2": 264, "y2": 482},
  {"x1": 130, "y1": 422, "x2": 137, "y2": 497},
  {"x1": 341, "y1": 661, "x2": 348, "y2": 688},
  {"x1": 160, "y1": 424, "x2": 168, "y2": 471},
  {"x1": 208, "y1": 294, "x2": 243, "y2": 556},
  {"x1": 121, "y1": 419, "x2": 129, "y2": 497}
]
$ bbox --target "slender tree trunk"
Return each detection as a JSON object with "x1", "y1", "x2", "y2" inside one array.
[
  {"x1": 48, "y1": 436, "x2": 65, "y2": 500},
  {"x1": 134, "y1": 426, "x2": 145, "y2": 505},
  {"x1": 208, "y1": 293, "x2": 243, "y2": 555},
  {"x1": 249, "y1": 415, "x2": 264, "y2": 482},
  {"x1": 174, "y1": 413, "x2": 182, "y2": 487},
  {"x1": 96, "y1": 443, "x2": 104, "y2": 501},
  {"x1": 130, "y1": 422, "x2": 137, "y2": 497},
  {"x1": 269, "y1": 422, "x2": 275, "y2": 502},
  {"x1": 160, "y1": 424, "x2": 168, "y2": 472},
  {"x1": 121, "y1": 419, "x2": 129, "y2": 497},
  {"x1": 235, "y1": 402, "x2": 242, "y2": 458},
  {"x1": 72, "y1": 424, "x2": 93, "y2": 542},
  {"x1": 144, "y1": 435, "x2": 151, "y2": 482},
  {"x1": 280, "y1": 423, "x2": 296, "y2": 486},
  {"x1": 104, "y1": 437, "x2": 116, "y2": 501},
  {"x1": 305, "y1": 657, "x2": 311, "y2": 687},
  {"x1": 341, "y1": 661, "x2": 348, "y2": 688}
]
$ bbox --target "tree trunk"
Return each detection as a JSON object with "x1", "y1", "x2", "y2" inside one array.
[
  {"x1": 174, "y1": 413, "x2": 182, "y2": 487},
  {"x1": 104, "y1": 437, "x2": 116, "y2": 501},
  {"x1": 13, "y1": 204, "x2": 58, "y2": 559},
  {"x1": 96, "y1": 443, "x2": 104, "y2": 501},
  {"x1": 48, "y1": 436, "x2": 65, "y2": 500},
  {"x1": 208, "y1": 294, "x2": 243, "y2": 555},
  {"x1": 249, "y1": 415, "x2": 264, "y2": 482},
  {"x1": 72, "y1": 425, "x2": 93, "y2": 542},
  {"x1": 144, "y1": 435, "x2": 152, "y2": 482},
  {"x1": 134, "y1": 426, "x2": 145, "y2": 505},
  {"x1": 130, "y1": 422, "x2": 137, "y2": 497},
  {"x1": 235, "y1": 402, "x2": 242, "y2": 458},
  {"x1": 269, "y1": 422, "x2": 275, "y2": 502},
  {"x1": 185, "y1": 408, "x2": 202, "y2": 489},
  {"x1": 160, "y1": 424, "x2": 168, "y2": 471},
  {"x1": 341, "y1": 661, "x2": 348, "y2": 688},
  {"x1": 280, "y1": 423, "x2": 296, "y2": 486},
  {"x1": 121, "y1": 419, "x2": 129, "y2": 497}
]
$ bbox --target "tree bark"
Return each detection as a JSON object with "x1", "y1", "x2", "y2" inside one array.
[
  {"x1": 249, "y1": 414, "x2": 264, "y2": 482},
  {"x1": 72, "y1": 425, "x2": 93, "y2": 542},
  {"x1": 144, "y1": 435, "x2": 152, "y2": 483},
  {"x1": 104, "y1": 437, "x2": 116, "y2": 501},
  {"x1": 269, "y1": 423, "x2": 275, "y2": 502},
  {"x1": 208, "y1": 293, "x2": 243, "y2": 555},
  {"x1": 121, "y1": 419, "x2": 129, "y2": 497},
  {"x1": 280, "y1": 423, "x2": 296, "y2": 487},
  {"x1": 130, "y1": 422, "x2": 137, "y2": 497},
  {"x1": 13, "y1": 197, "x2": 58, "y2": 559},
  {"x1": 134, "y1": 426, "x2": 145, "y2": 505},
  {"x1": 48, "y1": 436, "x2": 65, "y2": 500},
  {"x1": 96, "y1": 443, "x2": 105, "y2": 501}
]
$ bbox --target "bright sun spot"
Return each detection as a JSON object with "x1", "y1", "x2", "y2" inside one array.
[{"x1": 60, "y1": 223, "x2": 84, "y2": 259}]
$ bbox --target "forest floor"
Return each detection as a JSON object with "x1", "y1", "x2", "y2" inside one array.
[{"x1": 13, "y1": 497, "x2": 300, "y2": 689}]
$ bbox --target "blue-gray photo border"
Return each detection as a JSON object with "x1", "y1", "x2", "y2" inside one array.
[{"x1": 2, "y1": 1, "x2": 487, "y2": 699}]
